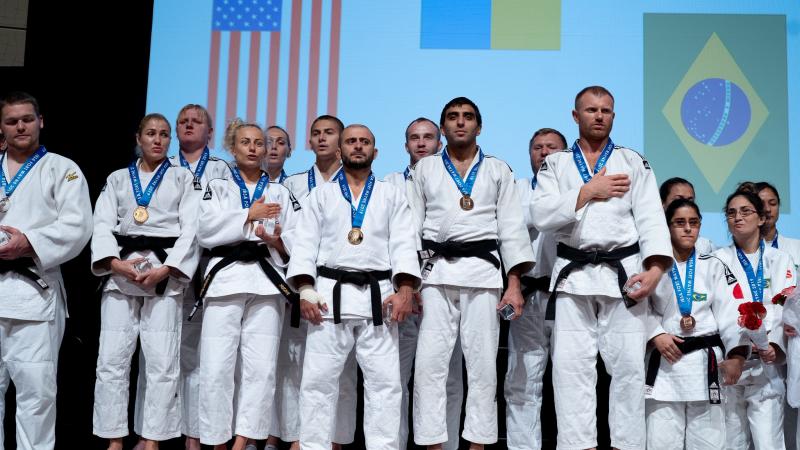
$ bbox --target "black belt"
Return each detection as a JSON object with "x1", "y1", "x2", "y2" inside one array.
[
  {"x1": 191, "y1": 242, "x2": 300, "y2": 327},
  {"x1": 521, "y1": 276, "x2": 550, "y2": 298},
  {"x1": 114, "y1": 234, "x2": 178, "y2": 295},
  {"x1": 317, "y1": 266, "x2": 391, "y2": 326},
  {"x1": 545, "y1": 242, "x2": 640, "y2": 320},
  {"x1": 419, "y1": 239, "x2": 500, "y2": 269},
  {"x1": 645, "y1": 334, "x2": 724, "y2": 404},
  {"x1": 0, "y1": 258, "x2": 48, "y2": 290}
]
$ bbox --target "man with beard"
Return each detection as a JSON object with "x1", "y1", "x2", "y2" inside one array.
[
  {"x1": 288, "y1": 124, "x2": 421, "y2": 450},
  {"x1": 531, "y1": 86, "x2": 671, "y2": 450},
  {"x1": 410, "y1": 97, "x2": 534, "y2": 449}
]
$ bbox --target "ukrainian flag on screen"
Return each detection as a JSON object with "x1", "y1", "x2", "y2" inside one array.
[{"x1": 420, "y1": 0, "x2": 560, "y2": 50}]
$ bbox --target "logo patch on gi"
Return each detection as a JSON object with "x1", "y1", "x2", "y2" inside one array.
[
  {"x1": 289, "y1": 193, "x2": 301, "y2": 211},
  {"x1": 66, "y1": 171, "x2": 79, "y2": 182},
  {"x1": 765, "y1": 278, "x2": 771, "y2": 289},
  {"x1": 642, "y1": 159, "x2": 651, "y2": 170},
  {"x1": 203, "y1": 186, "x2": 213, "y2": 200},
  {"x1": 540, "y1": 160, "x2": 549, "y2": 171},
  {"x1": 692, "y1": 292, "x2": 708, "y2": 302}
]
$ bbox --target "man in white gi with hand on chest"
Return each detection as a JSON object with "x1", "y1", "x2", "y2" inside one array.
[
  {"x1": 531, "y1": 86, "x2": 672, "y2": 450},
  {"x1": 410, "y1": 97, "x2": 534, "y2": 449}
]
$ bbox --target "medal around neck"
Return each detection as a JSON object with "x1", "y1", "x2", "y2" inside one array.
[
  {"x1": 680, "y1": 315, "x2": 696, "y2": 332},
  {"x1": 0, "y1": 146, "x2": 48, "y2": 214},
  {"x1": 0, "y1": 196, "x2": 9, "y2": 213},
  {"x1": 460, "y1": 195, "x2": 474, "y2": 211},
  {"x1": 442, "y1": 148, "x2": 483, "y2": 213},
  {"x1": 348, "y1": 228, "x2": 364, "y2": 245},
  {"x1": 129, "y1": 158, "x2": 171, "y2": 225},
  {"x1": 133, "y1": 206, "x2": 149, "y2": 224},
  {"x1": 337, "y1": 171, "x2": 375, "y2": 246}
]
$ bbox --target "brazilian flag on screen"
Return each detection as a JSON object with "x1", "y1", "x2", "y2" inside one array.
[
  {"x1": 644, "y1": 14, "x2": 789, "y2": 212},
  {"x1": 420, "y1": 0, "x2": 560, "y2": 50}
]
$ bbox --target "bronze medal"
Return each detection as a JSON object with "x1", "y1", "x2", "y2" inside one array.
[
  {"x1": 679, "y1": 315, "x2": 695, "y2": 332},
  {"x1": 0, "y1": 197, "x2": 9, "y2": 213},
  {"x1": 459, "y1": 195, "x2": 474, "y2": 211},
  {"x1": 133, "y1": 206, "x2": 149, "y2": 224},
  {"x1": 347, "y1": 228, "x2": 364, "y2": 245}
]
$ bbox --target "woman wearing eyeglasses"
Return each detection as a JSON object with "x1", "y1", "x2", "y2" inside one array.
[
  {"x1": 645, "y1": 198, "x2": 751, "y2": 449},
  {"x1": 712, "y1": 182, "x2": 795, "y2": 449}
]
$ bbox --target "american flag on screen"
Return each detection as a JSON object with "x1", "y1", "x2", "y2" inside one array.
[{"x1": 208, "y1": 0, "x2": 342, "y2": 148}]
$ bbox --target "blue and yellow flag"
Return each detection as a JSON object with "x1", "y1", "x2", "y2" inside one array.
[{"x1": 644, "y1": 14, "x2": 789, "y2": 211}]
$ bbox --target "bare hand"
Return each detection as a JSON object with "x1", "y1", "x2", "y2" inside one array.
[
  {"x1": 247, "y1": 197, "x2": 281, "y2": 222},
  {"x1": 785, "y1": 324, "x2": 798, "y2": 337},
  {"x1": 385, "y1": 287, "x2": 413, "y2": 323},
  {"x1": 652, "y1": 333, "x2": 684, "y2": 364},
  {"x1": 758, "y1": 344, "x2": 777, "y2": 364},
  {"x1": 0, "y1": 226, "x2": 34, "y2": 260},
  {"x1": 498, "y1": 285, "x2": 525, "y2": 319},
  {"x1": 412, "y1": 292, "x2": 423, "y2": 315},
  {"x1": 720, "y1": 356, "x2": 745, "y2": 385},
  {"x1": 625, "y1": 266, "x2": 664, "y2": 301},
  {"x1": 300, "y1": 300, "x2": 325, "y2": 325},
  {"x1": 586, "y1": 167, "x2": 630, "y2": 200},
  {"x1": 255, "y1": 223, "x2": 286, "y2": 256},
  {"x1": 136, "y1": 265, "x2": 170, "y2": 290},
  {"x1": 110, "y1": 257, "x2": 147, "y2": 282}
]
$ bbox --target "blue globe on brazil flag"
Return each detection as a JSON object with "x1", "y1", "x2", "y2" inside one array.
[{"x1": 680, "y1": 78, "x2": 751, "y2": 146}]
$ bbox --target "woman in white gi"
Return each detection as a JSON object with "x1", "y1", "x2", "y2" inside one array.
[
  {"x1": 263, "y1": 125, "x2": 292, "y2": 184},
  {"x1": 645, "y1": 198, "x2": 750, "y2": 449},
  {"x1": 197, "y1": 119, "x2": 300, "y2": 450},
  {"x1": 659, "y1": 177, "x2": 716, "y2": 255},
  {"x1": 713, "y1": 182, "x2": 795, "y2": 449},
  {"x1": 755, "y1": 182, "x2": 800, "y2": 275},
  {"x1": 92, "y1": 113, "x2": 199, "y2": 450}
]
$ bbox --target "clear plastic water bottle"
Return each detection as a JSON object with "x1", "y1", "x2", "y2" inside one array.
[
  {"x1": 135, "y1": 259, "x2": 153, "y2": 273},
  {"x1": 0, "y1": 230, "x2": 10, "y2": 246}
]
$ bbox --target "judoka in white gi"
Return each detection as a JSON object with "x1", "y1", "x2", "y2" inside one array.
[
  {"x1": 196, "y1": 119, "x2": 300, "y2": 449},
  {"x1": 713, "y1": 183, "x2": 795, "y2": 450},
  {"x1": 92, "y1": 113, "x2": 199, "y2": 449},
  {"x1": 272, "y1": 115, "x2": 356, "y2": 450},
  {"x1": 287, "y1": 124, "x2": 421, "y2": 450},
  {"x1": 0, "y1": 92, "x2": 92, "y2": 450},
  {"x1": 659, "y1": 177, "x2": 717, "y2": 255},
  {"x1": 410, "y1": 97, "x2": 534, "y2": 448},
  {"x1": 504, "y1": 127, "x2": 565, "y2": 450},
  {"x1": 132, "y1": 104, "x2": 232, "y2": 450},
  {"x1": 531, "y1": 86, "x2": 672, "y2": 450},
  {"x1": 645, "y1": 199, "x2": 750, "y2": 450},
  {"x1": 384, "y1": 117, "x2": 464, "y2": 450},
  {"x1": 263, "y1": 125, "x2": 292, "y2": 183}
]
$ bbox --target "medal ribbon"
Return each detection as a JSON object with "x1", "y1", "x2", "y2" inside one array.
[
  {"x1": 736, "y1": 240, "x2": 765, "y2": 302},
  {"x1": 670, "y1": 249, "x2": 696, "y2": 317},
  {"x1": 279, "y1": 169, "x2": 288, "y2": 183},
  {"x1": 337, "y1": 171, "x2": 375, "y2": 229},
  {"x1": 771, "y1": 231, "x2": 779, "y2": 249},
  {"x1": 0, "y1": 145, "x2": 48, "y2": 197},
  {"x1": 230, "y1": 167, "x2": 269, "y2": 209},
  {"x1": 403, "y1": 166, "x2": 411, "y2": 180},
  {"x1": 442, "y1": 147, "x2": 484, "y2": 198},
  {"x1": 178, "y1": 147, "x2": 210, "y2": 183},
  {"x1": 571, "y1": 138, "x2": 615, "y2": 183},
  {"x1": 128, "y1": 158, "x2": 172, "y2": 208},
  {"x1": 531, "y1": 174, "x2": 538, "y2": 190}
]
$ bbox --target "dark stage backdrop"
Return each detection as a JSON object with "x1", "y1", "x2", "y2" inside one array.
[{"x1": 0, "y1": 1, "x2": 612, "y2": 448}]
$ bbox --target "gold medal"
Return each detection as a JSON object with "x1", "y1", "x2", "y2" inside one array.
[
  {"x1": 459, "y1": 195, "x2": 474, "y2": 211},
  {"x1": 679, "y1": 315, "x2": 695, "y2": 332},
  {"x1": 133, "y1": 206, "x2": 149, "y2": 224},
  {"x1": 347, "y1": 228, "x2": 364, "y2": 245}
]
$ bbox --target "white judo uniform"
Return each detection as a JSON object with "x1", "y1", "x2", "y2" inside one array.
[
  {"x1": 644, "y1": 252, "x2": 748, "y2": 450},
  {"x1": 274, "y1": 163, "x2": 357, "y2": 444},
  {"x1": 696, "y1": 236, "x2": 717, "y2": 256},
  {"x1": 133, "y1": 152, "x2": 231, "y2": 439},
  {"x1": 287, "y1": 176, "x2": 421, "y2": 450},
  {"x1": 530, "y1": 143, "x2": 672, "y2": 450},
  {"x1": 92, "y1": 158, "x2": 199, "y2": 440},
  {"x1": 196, "y1": 173, "x2": 301, "y2": 445},
  {"x1": 712, "y1": 244, "x2": 795, "y2": 450},
  {"x1": 386, "y1": 168, "x2": 464, "y2": 450},
  {"x1": 0, "y1": 149, "x2": 92, "y2": 450},
  {"x1": 504, "y1": 177, "x2": 557, "y2": 450},
  {"x1": 409, "y1": 150, "x2": 534, "y2": 446}
]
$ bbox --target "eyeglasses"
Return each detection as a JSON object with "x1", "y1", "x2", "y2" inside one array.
[
  {"x1": 725, "y1": 207, "x2": 757, "y2": 220},
  {"x1": 670, "y1": 218, "x2": 701, "y2": 229}
]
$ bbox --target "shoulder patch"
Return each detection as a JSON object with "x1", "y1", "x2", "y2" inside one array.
[
  {"x1": 561, "y1": 148, "x2": 573, "y2": 153},
  {"x1": 203, "y1": 185, "x2": 213, "y2": 200},
  {"x1": 700, "y1": 254, "x2": 737, "y2": 285},
  {"x1": 66, "y1": 170, "x2": 79, "y2": 182},
  {"x1": 539, "y1": 160, "x2": 548, "y2": 171},
  {"x1": 642, "y1": 159, "x2": 651, "y2": 170}
]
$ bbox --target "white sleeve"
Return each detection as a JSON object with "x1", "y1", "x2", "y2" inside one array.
[
  {"x1": 530, "y1": 155, "x2": 583, "y2": 233},
  {"x1": 406, "y1": 167, "x2": 426, "y2": 236},
  {"x1": 387, "y1": 187, "x2": 422, "y2": 291},
  {"x1": 496, "y1": 166, "x2": 534, "y2": 273},
  {"x1": 197, "y1": 180, "x2": 250, "y2": 249},
  {"x1": 163, "y1": 172, "x2": 200, "y2": 280},
  {"x1": 90, "y1": 175, "x2": 122, "y2": 276},
  {"x1": 629, "y1": 154, "x2": 672, "y2": 263},
  {"x1": 647, "y1": 283, "x2": 669, "y2": 341},
  {"x1": 28, "y1": 161, "x2": 92, "y2": 271},
  {"x1": 285, "y1": 189, "x2": 324, "y2": 287}
]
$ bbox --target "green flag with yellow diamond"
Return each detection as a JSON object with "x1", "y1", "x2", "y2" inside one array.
[{"x1": 644, "y1": 14, "x2": 789, "y2": 212}]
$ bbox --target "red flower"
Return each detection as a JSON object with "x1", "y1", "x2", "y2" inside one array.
[
  {"x1": 743, "y1": 315, "x2": 762, "y2": 330},
  {"x1": 738, "y1": 301, "x2": 767, "y2": 330},
  {"x1": 772, "y1": 286, "x2": 796, "y2": 306}
]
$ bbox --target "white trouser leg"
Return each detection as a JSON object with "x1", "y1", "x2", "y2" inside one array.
[
  {"x1": 199, "y1": 294, "x2": 246, "y2": 445},
  {"x1": 93, "y1": 291, "x2": 142, "y2": 439},
  {"x1": 745, "y1": 380, "x2": 785, "y2": 449},
  {"x1": 398, "y1": 314, "x2": 419, "y2": 450},
  {"x1": 138, "y1": 294, "x2": 182, "y2": 440},
  {"x1": 784, "y1": 400, "x2": 797, "y2": 450},
  {"x1": 724, "y1": 384, "x2": 751, "y2": 449},
  {"x1": 181, "y1": 292, "x2": 203, "y2": 438},
  {"x1": 232, "y1": 294, "x2": 283, "y2": 439},
  {"x1": 0, "y1": 356, "x2": 8, "y2": 448},
  {"x1": 299, "y1": 320, "x2": 355, "y2": 450},
  {"x1": 270, "y1": 311, "x2": 307, "y2": 441},
  {"x1": 444, "y1": 335, "x2": 464, "y2": 450},
  {"x1": 685, "y1": 401, "x2": 725, "y2": 449},
  {"x1": 354, "y1": 320, "x2": 401, "y2": 450},
  {"x1": 504, "y1": 293, "x2": 549, "y2": 450},
  {"x1": 132, "y1": 350, "x2": 145, "y2": 436},
  {"x1": 333, "y1": 348, "x2": 358, "y2": 444},
  {"x1": 413, "y1": 285, "x2": 462, "y2": 445},
  {"x1": 646, "y1": 400, "x2": 725, "y2": 450},
  {"x1": 0, "y1": 299, "x2": 65, "y2": 450}
]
